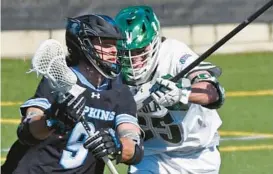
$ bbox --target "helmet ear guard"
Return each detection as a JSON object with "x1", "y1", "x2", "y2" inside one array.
[{"x1": 65, "y1": 14, "x2": 123, "y2": 79}]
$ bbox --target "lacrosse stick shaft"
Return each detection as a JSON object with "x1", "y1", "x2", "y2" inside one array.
[
  {"x1": 171, "y1": 0, "x2": 273, "y2": 82},
  {"x1": 80, "y1": 118, "x2": 119, "y2": 174},
  {"x1": 142, "y1": 0, "x2": 273, "y2": 105}
]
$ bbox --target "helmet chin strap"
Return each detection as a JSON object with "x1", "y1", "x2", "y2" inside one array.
[{"x1": 84, "y1": 51, "x2": 115, "y2": 79}]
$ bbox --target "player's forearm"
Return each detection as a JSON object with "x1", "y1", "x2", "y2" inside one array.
[
  {"x1": 29, "y1": 115, "x2": 54, "y2": 140},
  {"x1": 17, "y1": 107, "x2": 54, "y2": 146},
  {"x1": 117, "y1": 123, "x2": 144, "y2": 164},
  {"x1": 189, "y1": 82, "x2": 219, "y2": 105},
  {"x1": 25, "y1": 108, "x2": 53, "y2": 140},
  {"x1": 120, "y1": 137, "x2": 136, "y2": 162}
]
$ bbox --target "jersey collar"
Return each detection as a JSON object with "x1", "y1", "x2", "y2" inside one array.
[{"x1": 70, "y1": 66, "x2": 110, "y2": 91}]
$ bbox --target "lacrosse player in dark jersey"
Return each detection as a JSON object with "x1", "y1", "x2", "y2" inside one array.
[{"x1": 2, "y1": 14, "x2": 144, "y2": 174}]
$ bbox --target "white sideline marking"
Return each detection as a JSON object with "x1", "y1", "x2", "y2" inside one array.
[
  {"x1": 220, "y1": 135, "x2": 273, "y2": 141},
  {"x1": 2, "y1": 135, "x2": 273, "y2": 152}
]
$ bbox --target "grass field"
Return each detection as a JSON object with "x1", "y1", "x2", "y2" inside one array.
[{"x1": 1, "y1": 52, "x2": 273, "y2": 174}]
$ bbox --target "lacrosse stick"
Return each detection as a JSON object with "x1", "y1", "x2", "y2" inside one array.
[
  {"x1": 142, "y1": 0, "x2": 273, "y2": 105},
  {"x1": 31, "y1": 39, "x2": 119, "y2": 174}
]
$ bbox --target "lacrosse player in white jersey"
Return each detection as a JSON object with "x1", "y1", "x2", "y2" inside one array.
[{"x1": 115, "y1": 6, "x2": 225, "y2": 174}]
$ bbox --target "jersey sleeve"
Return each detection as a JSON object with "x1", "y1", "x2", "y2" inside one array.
[
  {"x1": 20, "y1": 77, "x2": 54, "y2": 117},
  {"x1": 114, "y1": 84, "x2": 139, "y2": 128},
  {"x1": 170, "y1": 40, "x2": 221, "y2": 78},
  {"x1": 171, "y1": 41, "x2": 199, "y2": 76}
]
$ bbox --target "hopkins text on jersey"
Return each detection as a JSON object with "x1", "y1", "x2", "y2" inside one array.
[{"x1": 83, "y1": 106, "x2": 115, "y2": 121}]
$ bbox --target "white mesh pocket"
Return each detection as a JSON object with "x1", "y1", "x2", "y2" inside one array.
[{"x1": 32, "y1": 39, "x2": 77, "y2": 92}]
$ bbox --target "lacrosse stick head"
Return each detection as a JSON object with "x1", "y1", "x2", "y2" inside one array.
[{"x1": 31, "y1": 39, "x2": 77, "y2": 94}]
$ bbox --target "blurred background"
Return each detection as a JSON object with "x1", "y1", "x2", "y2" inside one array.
[
  {"x1": 1, "y1": 0, "x2": 273, "y2": 57},
  {"x1": 1, "y1": 0, "x2": 273, "y2": 173}
]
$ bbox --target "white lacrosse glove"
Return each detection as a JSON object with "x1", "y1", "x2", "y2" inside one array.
[{"x1": 151, "y1": 74, "x2": 191, "y2": 107}]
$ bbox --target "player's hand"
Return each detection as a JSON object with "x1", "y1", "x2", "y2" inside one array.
[
  {"x1": 151, "y1": 74, "x2": 191, "y2": 107},
  {"x1": 45, "y1": 84, "x2": 86, "y2": 130},
  {"x1": 84, "y1": 128, "x2": 122, "y2": 162}
]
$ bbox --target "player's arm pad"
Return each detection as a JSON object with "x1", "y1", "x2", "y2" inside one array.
[
  {"x1": 123, "y1": 138, "x2": 144, "y2": 165},
  {"x1": 17, "y1": 120, "x2": 42, "y2": 146},
  {"x1": 191, "y1": 72, "x2": 225, "y2": 109}
]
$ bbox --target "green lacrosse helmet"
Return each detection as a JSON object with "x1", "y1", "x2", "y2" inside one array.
[{"x1": 115, "y1": 6, "x2": 161, "y2": 85}]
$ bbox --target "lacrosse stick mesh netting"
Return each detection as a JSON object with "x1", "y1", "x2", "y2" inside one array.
[{"x1": 31, "y1": 39, "x2": 77, "y2": 92}]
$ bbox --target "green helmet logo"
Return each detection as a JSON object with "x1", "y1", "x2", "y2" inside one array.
[{"x1": 115, "y1": 6, "x2": 161, "y2": 85}]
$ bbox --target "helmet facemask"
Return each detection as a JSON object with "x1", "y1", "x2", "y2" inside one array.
[
  {"x1": 80, "y1": 34, "x2": 121, "y2": 79},
  {"x1": 119, "y1": 34, "x2": 160, "y2": 85}
]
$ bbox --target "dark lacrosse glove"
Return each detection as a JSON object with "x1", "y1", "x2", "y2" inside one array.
[
  {"x1": 84, "y1": 128, "x2": 122, "y2": 163},
  {"x1": 45, "y1": 85, "x2": 86, "y2": 131}
]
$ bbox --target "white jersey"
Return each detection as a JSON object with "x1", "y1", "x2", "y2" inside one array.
[{"x1": 133, "y1": 39, "x2": 222, "y2": 156}]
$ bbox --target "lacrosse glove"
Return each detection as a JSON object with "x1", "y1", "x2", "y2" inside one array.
[
  {"x1": 151, "y1": 74, "x2": 191, "y2": 108},
  {"x1": 45, "y1": 85, "x2": 86, "y2": 132},
  {"x1": 84, "y1": 128, "x2": 122, "y2": 163}
]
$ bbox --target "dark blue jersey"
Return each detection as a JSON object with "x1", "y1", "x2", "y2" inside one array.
[{"x1": 2, "y1": 67, "x2": 138, "y2": 174}]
